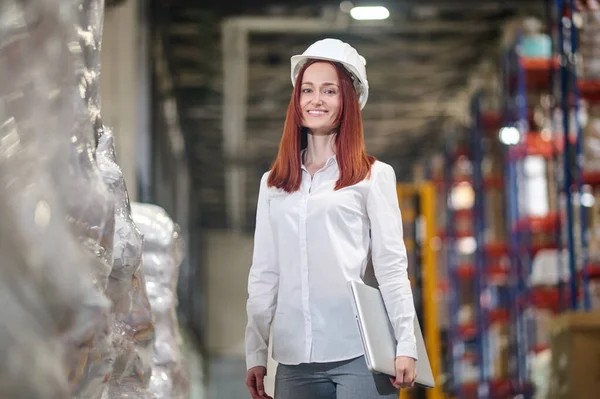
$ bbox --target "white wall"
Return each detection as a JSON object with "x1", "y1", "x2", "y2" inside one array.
[
  {"x1": 204, "y1": 230, "x2": 277, "y2": 394},
  {"x1": 100, "y1": 0, "x2": 140, "y2": 202},
  {"x1": 205, "y1": 230, "x2": 252, "y2": 356}
]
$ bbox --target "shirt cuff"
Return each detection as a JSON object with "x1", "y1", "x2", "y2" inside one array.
[
  {"x1": 396, "y1": 341, "x2": 418, "y2": 361},
  {"x1": 246, "y1": 352, "x2": 268, "y2": 371}
]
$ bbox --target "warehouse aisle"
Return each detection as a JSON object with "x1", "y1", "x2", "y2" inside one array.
[{"x1": 180, "y1": 327, "x2": 206, "y2": 399}]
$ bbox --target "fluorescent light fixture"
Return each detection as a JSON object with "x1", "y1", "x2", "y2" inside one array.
[
  {"x1": 499, "y1": 126, "x2": 520, "y2": 145},
  {"x1": 350, "y1": 6, "x2": 390, "y2": 20}
]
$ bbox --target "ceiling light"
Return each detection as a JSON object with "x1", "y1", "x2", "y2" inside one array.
[
  {"x1": 499, "y1": 126, "x2": 520, "y2": 145},
  {"x1": 581, "y1": 192, "x2": 595, "y2": 207},
  {"x1": 350, "y1": 6, "x2": 390, "y2": 21},
  {"x1": 457, "y1": 237, "x2": 477, "y2": 255}
]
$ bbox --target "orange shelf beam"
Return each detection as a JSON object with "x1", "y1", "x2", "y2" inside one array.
[
  {"x1": 514, "y1": 212, "x2": 561, "y2": 233},
  {"x1": 521, "y1": 57, "x2": 559, "y2": 92},
  {"x1": 456, "y1": 264, "x2": 510, "y2": 281},
  {"x1": 433, "y1": 176, "x2": 504, "y2": 190},
  {"x1": 579, "y1": 79, "x2": 600, "y2": 105},
  {"x1": 582, "y1": 170, "x2": 600, "y2": 186}
]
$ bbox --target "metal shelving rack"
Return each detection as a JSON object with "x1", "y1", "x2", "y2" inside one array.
[
  {"x1": 441, "y1": 3, "x2": 600, "y2": 397},
  {"x1": 555, "y1": 0, "x2": 594, "y2": 310},
  {"x1": 469, "y1": 92, "x2": 513, "y2": 399},
  {"x1": 471, "y1": 92, "x2": 489, "y2": 399},
  {"x1": 443, "y1": 132, "x2": 464, "y2": 399},
  {"x1": 505, "y1": 43, "x2": 537, "y2": 398},
  {"x1": 442, "y1": 102, "x2": 513, "y2": 398},
  {"x1": 575, "y1": 0, "x2": 600, "y2": 301},
  {"x1": 497, "y1": 31, "x2": 561, "y2": 399},
  {"x1": 498, "y1": 1, "x2": 600, "y2": 395}
]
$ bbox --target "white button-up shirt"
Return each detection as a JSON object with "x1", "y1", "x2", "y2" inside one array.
[{"x1": 245, "y1": 156, "x2": 417, "y2": 370}]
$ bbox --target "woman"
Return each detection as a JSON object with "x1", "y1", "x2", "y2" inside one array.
[{"x1": 245, "y1": 38, "x2": 417, "y2": 399}]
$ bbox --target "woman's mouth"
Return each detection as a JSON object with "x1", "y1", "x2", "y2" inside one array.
[{"x1": 307, "y1": 110, "x2": 328, "y2": 116}]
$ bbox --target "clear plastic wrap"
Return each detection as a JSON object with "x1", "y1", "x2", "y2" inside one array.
[
  {"x1": 97, "y1": 130, "x2": 154, "y2": 398},
  {"x1": 72, "y1": 0, "x2": 106, "y2": 142},
  {"x1": 1, "y1": 0, "x2": 115, "y2": 286},
  {"x1": 131, "y1": 203, "x2": 190, "y2": 399},
  {"x1": 0, "y1": 179, "x2": 106, "y2": 399},
  {"x1": 0, "y1": 0, "x2": 115, "y2": 396},
  {"x1": 0, "y1": 118, "x2": 112, "y2": 399}
]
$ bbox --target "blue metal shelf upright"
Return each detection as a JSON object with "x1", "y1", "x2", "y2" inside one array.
[
  {"x1": 508, "y1": 44, "x2": 535, "y2": 398},
  {"x1": 555, "y1": 0, "x2": 592, "y2": 310},
  {"x1": 471, "y1": 91, "x2": 490, "y2": 399}
]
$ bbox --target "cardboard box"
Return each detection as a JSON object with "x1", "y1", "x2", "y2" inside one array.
[{"x1": 548, "y1": 311, "x2": 600, "y2": 399}]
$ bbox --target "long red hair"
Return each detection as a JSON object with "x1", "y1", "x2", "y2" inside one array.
[{"x1": 267, "y1": 60, "x2": 376, "y2": 192}]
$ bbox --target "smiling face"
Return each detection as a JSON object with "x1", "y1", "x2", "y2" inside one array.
[{"x1": 299, "y1": 62, "x2": 341, "y2": 135}]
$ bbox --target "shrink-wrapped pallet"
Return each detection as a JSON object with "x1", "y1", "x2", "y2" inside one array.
[
  {"x1": 72, "y1": 0, "x2": 106, "y2": 142},
  {"x1": 132, "y1": 203, "x2": 190, "y2": 399},
  {"x1": 0, "y1": 0, "x2": 116, "y2": 396},
  {"x1": 98, "y1": 130, "x2": 155, "y2": 398},
  {"x1": 0, "y1": 13, "x2": 112, "y2": 397},
  {"x1": 0, "y1": 162, "x2": 112, "y2": 399}
]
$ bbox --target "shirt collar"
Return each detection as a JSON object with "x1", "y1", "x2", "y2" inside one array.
[{"x1": 301, "y1": 149, "x2": 338, "y2": 172}]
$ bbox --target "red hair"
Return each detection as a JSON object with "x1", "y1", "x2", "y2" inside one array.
[{"x1": 267, "y1": 60, "x2": 376, "y2": 192}]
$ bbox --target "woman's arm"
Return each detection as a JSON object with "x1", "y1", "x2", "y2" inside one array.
[
  {"x1": 245, "y1": 172, "x2": 280, "y2": 370},
  {"x1": 366, "y1": 163, "x2": 418, "y2": 360}
]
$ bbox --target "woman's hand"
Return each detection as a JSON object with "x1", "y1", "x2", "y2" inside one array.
[
  {"x1": 246, "y1": 366, "x2": 273, "y2": 399},
  {"x1": 389, "y1": 356, "x2": 417, "y2": 389}
]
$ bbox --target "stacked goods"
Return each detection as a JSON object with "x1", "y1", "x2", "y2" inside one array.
[
  {"x1": 530, "y1": 348, "x2": 552, "y2": 399},
  {"x1": 482, "y1": 139, "x2": 505, "y2": 244},
  {"x1": 98, "y1": 131, "x2": 154, "y2": 398},
  {"x1": 520, "y1": 18, "x2": 553, "y2": 59},
  {"x1": 0, "y1": 150, "x2": 112, "y2": 399},
  {"x1": 132, "y1": 203, "x2": 190, "y2": 399},
  {"x1": 583, "y1": 106, "x2": 600, "y2": 172},
  {"x1": 588, "y1": 190, "x2": 600, "y2": 262},
  {"x1": 549, "y1": 311, "x2": 600, "y2": 399},
  {"x1": 0, "y1": 0, "x2": 186, "y2": 397},
  {"x1": 581, "y1": 7, "x2": 600, "y2": 79},
  {"x1": 69, "y1": 0, "x2": 158, "y2": 395},
  {"x1": 0, "y1": 1, "x2": 116, "y2": 396},
  {"x1": 487, "y1": 324, "x2": 510, "y2": 381}
]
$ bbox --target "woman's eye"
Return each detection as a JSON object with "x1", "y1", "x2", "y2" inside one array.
[
  {"x1": 302, "y1": 89, "x2": 312, "y2": 93},
  {"x1": 325, "y1": 90, "x2": 336, "y2": 95}
]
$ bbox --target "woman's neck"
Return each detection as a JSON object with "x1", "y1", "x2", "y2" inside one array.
[{"x1": 304, "y1": 130, "x2": 337, "y2": 167}]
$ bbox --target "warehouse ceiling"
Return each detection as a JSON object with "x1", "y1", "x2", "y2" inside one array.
[{"x1": 152, "y1": 0, "x2": 544, "y2": 230}]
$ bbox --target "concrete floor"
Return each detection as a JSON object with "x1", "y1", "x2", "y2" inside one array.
[{"x1": 182, "y1": 329, "x2": 277, "y2": 399}]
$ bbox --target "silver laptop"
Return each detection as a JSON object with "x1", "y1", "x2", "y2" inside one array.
[{"x1": 347, "y1": 279, "x2": 435, "y2": 388}]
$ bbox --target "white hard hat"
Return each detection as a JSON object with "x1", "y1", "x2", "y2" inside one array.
[{"x1": 290, "y1": 38, "x2": 369, "y2": 110}]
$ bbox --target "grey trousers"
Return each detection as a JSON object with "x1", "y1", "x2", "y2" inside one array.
[{"x1": 274, "y1": 356, "x2": 399, "y2": 399}]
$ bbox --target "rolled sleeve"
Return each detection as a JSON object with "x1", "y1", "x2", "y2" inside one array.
[
  {"x1": 245, "y1": 172, "x2": 279, "y2": 370},
  {"x1": 366, "y1": 164, "x2": 418, "y2": 360}
]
